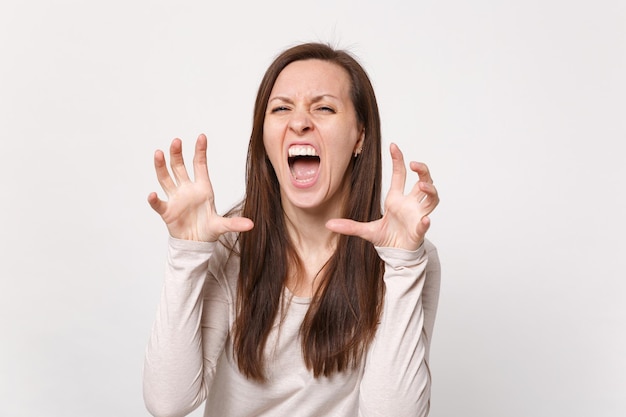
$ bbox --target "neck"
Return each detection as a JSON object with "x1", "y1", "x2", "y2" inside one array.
[
  {"x1": 281, "y1": 204, "x2": 343, "y2": 298},
  {"x1": 285, "y1": 211, "x2": 336, "y2": 252}
]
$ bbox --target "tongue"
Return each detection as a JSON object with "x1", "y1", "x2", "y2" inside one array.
[{"x1": 291, "y1": 158, "x2": 319, "y2": 181}]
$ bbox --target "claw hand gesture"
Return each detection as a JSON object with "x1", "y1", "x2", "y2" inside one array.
[
  {"x1": 147, "y1": 134, "x2": 254, "y2": 242},
  {"x1": 326, "y1": 143, "x2": 438, "y2": 251}
]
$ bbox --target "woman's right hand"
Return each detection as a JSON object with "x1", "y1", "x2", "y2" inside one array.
[{"x1": 147, "y1": 134, "x2": 254, "y2": 242}]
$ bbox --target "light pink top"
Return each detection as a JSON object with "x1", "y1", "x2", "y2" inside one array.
[{"x1": 144, "y1": 236, "x2": 441, "y2": 417}]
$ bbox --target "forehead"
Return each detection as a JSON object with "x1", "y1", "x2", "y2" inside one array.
[{"x1": 270, "y1": 59, "x2": 352, "y2": 98}]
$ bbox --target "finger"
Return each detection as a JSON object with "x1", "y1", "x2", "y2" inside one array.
[
  {"x1": 147, "y1": 192, "x2": 167, "y2": 216},
  {"x1": 410, "y1": 180, "x2": 439, "y2": 203},
  {"x1": 193, "y1": 134, "x2": 210, "y2": 183},
  {"x1": 216, "y1": 216, "x2": 255, "y2": 235},
  {"x1": 410, "y1": 161, "x2": 433, "y2": 184},
  {"x1": 409, "y1": 184, "x2": 439, "y2": 216},
  {"x1": 154, "y1": 149, "x2": 176, "y2": 196},
  {"x1": 169, "y1": 138, "x2": 191, "y2": 184},
  {"x1": 420, "y1": 181, "x2": 439, "y2": 202},
  {"x1": 389, "y1": 143, "x2": 407, "y2": 193},
  {"x1": 326, "y1": 218, "x2": 376, "y2": 242},
  {"x1": 407, "y1": 162, "x2": 436, "y2": 201},
  {"x1": 415, "y1": 216, "x2": 431, "y2": 242}
]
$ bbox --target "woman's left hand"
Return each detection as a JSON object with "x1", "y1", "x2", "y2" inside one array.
[{"x1": 326, "y1": 143, "x2": 439, "y2": 251}]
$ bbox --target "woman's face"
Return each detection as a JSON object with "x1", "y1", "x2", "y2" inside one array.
[{"x1": 263, "y1": 59, "x2": 364, "y2": 216}]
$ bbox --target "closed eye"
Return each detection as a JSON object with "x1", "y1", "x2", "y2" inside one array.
[
  {"x1": 316, "y1": 106, "x2": 336, "y2": 113},
  {"x1": 270, "y1": 106, "x2": 290, "y2": 113}
]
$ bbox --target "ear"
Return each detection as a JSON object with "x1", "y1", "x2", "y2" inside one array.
[{"x1": 353, "y1": 128, "x2": 365, "y2": 157}]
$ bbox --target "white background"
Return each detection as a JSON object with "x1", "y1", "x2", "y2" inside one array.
[{"x1": 1, "y1": 1, "x2": 624, "y2": 416}]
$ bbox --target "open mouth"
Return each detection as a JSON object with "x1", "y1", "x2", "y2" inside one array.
[{"x1": 288, "y1": 145, "x2": 320, "y2": 183}]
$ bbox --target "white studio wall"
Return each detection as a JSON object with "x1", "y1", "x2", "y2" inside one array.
[{"x1": 1, "y1": 1, "x2": 624, "y2": 416}]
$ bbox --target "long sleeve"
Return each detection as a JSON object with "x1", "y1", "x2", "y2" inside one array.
[
  {"x1": 359, "y1": 240, "x2": 441, "y2": 417},
  {"x1": 143, "y1": 237, "x2": 231, "y2": 417}
]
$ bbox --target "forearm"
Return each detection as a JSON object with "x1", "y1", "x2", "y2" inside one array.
[
  {"x1": 359, "y1": 243, "x2": 439, "y2": 417},
  {"x1": 143, "y1": 237, "x2": 216, "y2": 417}
]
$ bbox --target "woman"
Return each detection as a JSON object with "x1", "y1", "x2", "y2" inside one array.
[{"x1": 144, "y1": 43, "x2": 441, "y2": 417}]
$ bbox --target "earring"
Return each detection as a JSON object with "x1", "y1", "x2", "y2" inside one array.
[{"x1": 355, "y1": 129, "x2": 365, "y2": 157}]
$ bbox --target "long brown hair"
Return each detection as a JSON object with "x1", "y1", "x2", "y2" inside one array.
[{"x1": 233, "y1": 43, "x2": 384, "y2": 380}]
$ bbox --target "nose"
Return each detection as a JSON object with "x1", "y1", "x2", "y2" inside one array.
[{"x1": 288, "y1": 109, "x2": 312, "y2": 135}]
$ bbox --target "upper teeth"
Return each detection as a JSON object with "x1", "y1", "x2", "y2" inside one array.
[{"x1": 288, "y1": 145, "x2": 318, "y2": 157}]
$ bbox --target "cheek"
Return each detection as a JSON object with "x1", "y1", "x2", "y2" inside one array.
[
  {"x1": 262, "y1": 119, "x2": 280, "y2": 145},
  {"x1": 262, "y1": 122, "x2": 274, "y2": 151},
  {"x1": 327, "y1": 131, "x2": 359, "y2": 174},
  {"x1": 337, "y1": 125, "x2": 361, "y2": 154},
  {"x1": 262, "y1": 134, "x2": 281, "y2": 170}
]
